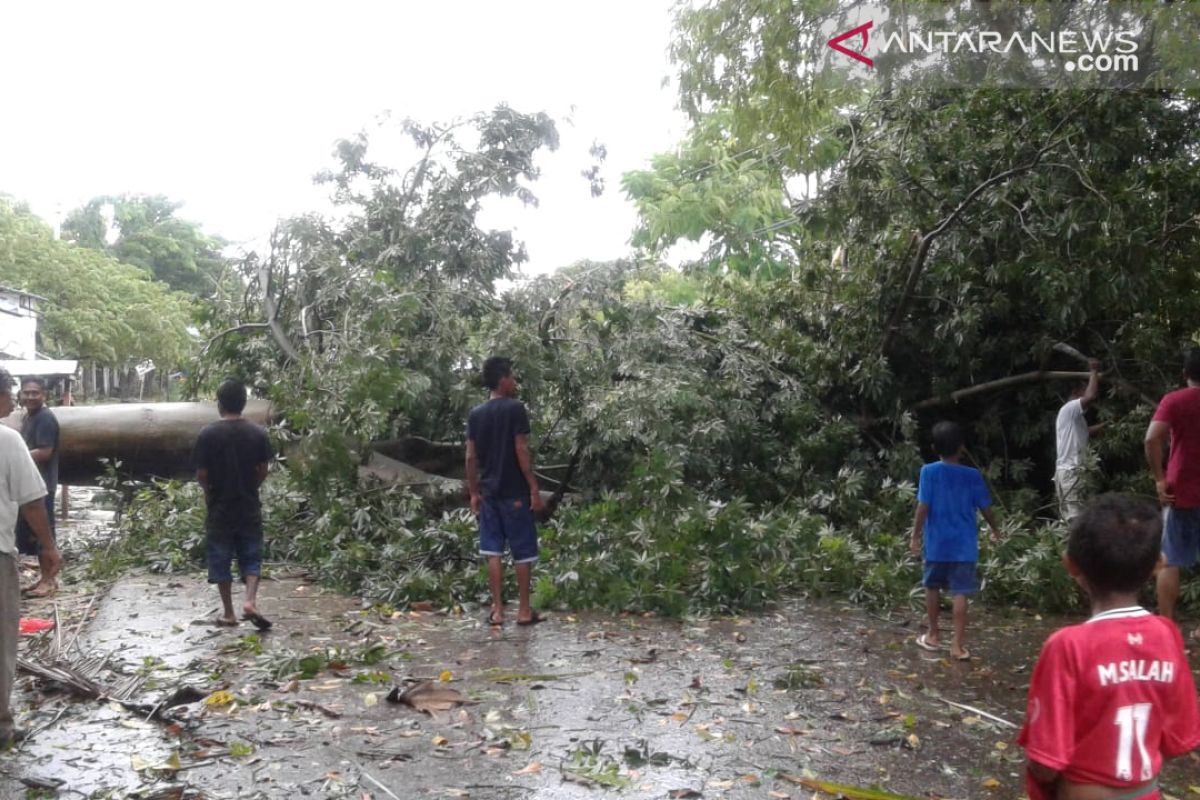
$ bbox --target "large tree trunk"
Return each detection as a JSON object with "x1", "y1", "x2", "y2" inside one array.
[
  {"x1": 1, "y1": 403, "x2": 562, "y2": 514},
  {"x1": 3, "y1": 401, "x2": 271, "y2": 485}
]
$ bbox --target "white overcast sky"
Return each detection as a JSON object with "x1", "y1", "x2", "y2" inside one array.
[{"x1": 0, "y1": 0, "x2": 692, "y2": 277}]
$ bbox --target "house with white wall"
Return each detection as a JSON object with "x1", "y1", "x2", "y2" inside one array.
[
  {"x1": 0, "y1": 286, "x2": 78, "y2": 396},
  {"x1": 0, "y1": 285, "x2": 42, "y2": 359}
]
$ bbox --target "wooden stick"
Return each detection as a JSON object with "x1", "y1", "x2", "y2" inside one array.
[
  {"x1": 939, "y1": 697, "x2": 1018, "y2": 728},
  {"x1": 64, "y1": 592, "x2": 100, "y2": 656},
  {"x1": 362, "y1": 771, "x2": 401, "y2": 800}
]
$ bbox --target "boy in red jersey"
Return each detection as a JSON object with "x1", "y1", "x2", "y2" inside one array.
[{"x1": 1020, "y1": 494, "x2": 1200, "y2": 800}]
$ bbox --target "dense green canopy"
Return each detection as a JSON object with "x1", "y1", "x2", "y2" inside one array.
[{"x1": 0, "y1": 199, "x2": 195, "y2": 367}]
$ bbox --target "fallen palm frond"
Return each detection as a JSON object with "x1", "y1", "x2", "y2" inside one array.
[
  {"x1": 17, "y1": 650, "x2": 151, "y2": 714},
  {"x1": 16, "y1": 655, "x2": 105, "y2": 698}
]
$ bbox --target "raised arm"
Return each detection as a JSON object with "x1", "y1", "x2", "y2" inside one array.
[{"x1": 1079, "y1": 358, "x2": 1102, "y2": 410}]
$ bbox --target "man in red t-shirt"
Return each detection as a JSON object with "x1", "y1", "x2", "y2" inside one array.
[
  {"x1": 1020, "y1": 495, "x2": 1200, "y2": 800},
  {"x1": 1145, "y1": 348, "x2": 1200, "y2": 623}
]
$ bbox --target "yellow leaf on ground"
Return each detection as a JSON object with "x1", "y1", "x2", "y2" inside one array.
[
  {"x1": 512, "y1": 761, "x2": 543, "y2": 775},
  {"x1": 994, "y1": 741, "x2": 1009, "y2": 750},
  {"x1": 432, "y1": 736, "x2": 449, "y2": 746},
  {"x1": 982, "y1": 778, "x2": 1001, "y2": 789},
  {"x1": 439, "y1": 670, "x2": 453, "y2": 682},
  {"x1": 203, "y1": 691, "x2": 235, "y2": 707}
]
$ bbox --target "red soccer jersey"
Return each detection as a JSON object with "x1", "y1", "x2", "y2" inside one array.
[
  {"x1": 1019, "y1": 608, "x2": 1200, "y2": 800},
  {"x1": 1153, "y1": 387, "x2": 1200, "y2": 508}
]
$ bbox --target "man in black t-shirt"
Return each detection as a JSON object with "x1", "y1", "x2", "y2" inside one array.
[
  {"x1": 466, "y1": 357, "x2": 544, "y2": 627},
  {"x1": 16, "y1": 376, "x2": 59, "y2": 598},
  {"x1": 193, "y1": 379, "x2": 273, "y2": 629}
]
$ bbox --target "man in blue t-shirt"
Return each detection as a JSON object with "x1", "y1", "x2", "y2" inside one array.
[
  {"x1": 909, "y1": 421, "x2": 1001, "y2": 661},
  {"x1": 466, "y1": 357, "x2": 544, "y2": 627}
]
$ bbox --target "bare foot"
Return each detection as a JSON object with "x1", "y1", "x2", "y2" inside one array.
[{"x1": 24, "y1": 580, "x2": 57, "y2": 599}]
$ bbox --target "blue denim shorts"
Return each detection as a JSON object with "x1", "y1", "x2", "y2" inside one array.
[
  {"x1": 206, "y1": 522, "x2": 263, "y2": 583},
  {"x1": 923, "y1": 561, "x2": 978, "y2": 594},
  {"x1": 1163, "y1": 507, "x2": 1200, "y2": 568},
  {"x1": 479, "y1": 496, "x2": 538, "y2": 564}
]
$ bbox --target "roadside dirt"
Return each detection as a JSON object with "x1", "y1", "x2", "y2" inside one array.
[{"x1": 2, "y1": 500, "x2": 1200, "y2": 799}]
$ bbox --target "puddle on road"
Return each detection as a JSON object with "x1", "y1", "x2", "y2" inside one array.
[{"x1": 2, "y1": 503, "x2": 1200, "y2": 798}]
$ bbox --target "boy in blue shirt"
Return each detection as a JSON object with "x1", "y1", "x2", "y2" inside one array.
[{"x1": 909, "y1": 421, "x2": 1000, "y2": 661}]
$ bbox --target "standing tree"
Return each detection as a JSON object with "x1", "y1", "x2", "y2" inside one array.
[{"x1": 61, "y1": 194, "x2": 230, "y2": 298}]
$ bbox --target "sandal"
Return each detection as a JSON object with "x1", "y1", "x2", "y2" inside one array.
[
  {"x1": 915, "y1": 633, "x2": 940, "y2": 651},
  {"x1": 517, "y1": 611, "x2": 545, "y2": 626},
  {"x1": 243, "y1": 611, "x2": 273, "y2": 631}
]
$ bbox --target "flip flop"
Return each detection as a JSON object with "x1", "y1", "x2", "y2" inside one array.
[
  {"x1": 23, "y1": 584, "x2": 56, "y2": 599},
  {"x1": 915, "y1": 633, "x2": 940, "y2": 651},
  {"x1": 242, "y1": 612, "x2": 273, "y2": 631},
  {"x1": 952, "y1": 649, "x2": 972, "y2": 661},
  {"x1": 486, "y1": 611, "x2": 504, "y2": 627},
  {"x1": 213, "y1": 618, "x2": 239, "y2": 627},
  {"x1": 516, "y1": 612, "x2": 545, "y2": 626}
]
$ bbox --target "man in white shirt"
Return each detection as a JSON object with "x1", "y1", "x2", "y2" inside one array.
[
  {"x1": 0, "y1": 368, "x2": 61, "y2": 746},
  {"x1": 1054, "y1": 359, "x2": 1103, "y2": 522}
]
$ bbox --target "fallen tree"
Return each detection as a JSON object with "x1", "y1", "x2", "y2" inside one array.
[{"x1": 4, "y1": 401, "x2": 272, "y2": 485}]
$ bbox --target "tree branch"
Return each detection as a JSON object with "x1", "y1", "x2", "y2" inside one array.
[
  {"x1": 258, "y1": 256, "x2": 301, "y2": 363},
  {"x1": 1052, "y1": 342, "x2": 1157, "y2": 407},
  {"x1": 879, "y1": 118, "x2": 1077, "y2": 356},
  {"x1": 911, "y1": 370, "x2": 1091, "y2": 410},
  {"x1": 201, "y1": 323, "x2": 271, "y2": 356}
]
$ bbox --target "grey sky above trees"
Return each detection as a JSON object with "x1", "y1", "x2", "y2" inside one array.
[{"x1": 0, "y1": 0, "x2": 689, "y2": 276}]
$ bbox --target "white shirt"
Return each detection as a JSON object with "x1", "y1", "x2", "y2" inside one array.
[
  {"x1": 1055, "y1": 397, "x2": 1089, "y2": 470},
  {"x1": 0, "y1": 425, "x2": 46, "y2": 554}
]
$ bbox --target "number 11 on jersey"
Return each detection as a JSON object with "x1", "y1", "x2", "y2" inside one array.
[{"x1": 1114, "y1": 703, "x2": 1153, "y2": 782}]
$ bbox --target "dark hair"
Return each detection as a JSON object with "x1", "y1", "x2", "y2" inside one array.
[
  {"x1": 216, "y1": 378, "x2": 248, "y2": 414},
  {"x1": 1186, "y1": 348, "x2": 1200, "y2": 382},
  {"x1": 931, "y1": 421, "x2": 964, "y2": 458},
  {"x1": 1068, "y1": 494, "x2": 1162, "y2": 594},
  {"x1": 20, "y1": 376, "x2": 46, "y2": 391},
  {"x1": 481, "y1": 357, "x2": 513, "y2": 391},
  {"x1": 0, "y1": 367, "x2": 12, "y2": 398}
]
